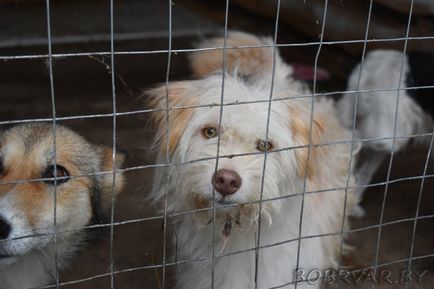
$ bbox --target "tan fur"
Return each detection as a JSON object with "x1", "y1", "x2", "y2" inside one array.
[
  {"x1": 14, "y1": 186, "x2": 49, "y2": 229},
  {"x1": 289, "y1": 102, "x2": 326, "y2": 180},
  {"x1": 189, "y1": 32, "x2": 273, "y2": 77},
  {"x1": 0, "y1": 125, "x2": 125, "y2": 229},
  {"x1": 288, "y1": 98, "x2": 359, "y2": 253},
  {"x1": 99, "y1": 147, "x2": 126, "y2": 213},
  {"x1": 145, "y1": 81, "x2": 197, "y2": 154},
  {"x1": 191, "y1": 192, "x2": 210, "y2": 209}
]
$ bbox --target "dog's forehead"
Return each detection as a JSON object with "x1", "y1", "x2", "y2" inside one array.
[
  {"x1": 193, "y1": 94, "x2": 290, "y2": 140},
  {"x1": 199, "y1": 74, "x2": 271, "y2": 103},
  {"x1": 0, "y1": 124, "x2": 95, "y2": 167},
  {"x1": 187, "y1": 76, "x2": 293, "y2": 140}
]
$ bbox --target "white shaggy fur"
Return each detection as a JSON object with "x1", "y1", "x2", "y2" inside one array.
[
  {"x1": 337, "y1": 50, "x2": 433, "y2": 199},
  {"x1": 337, "y1": 50, "x2": 428, "y2": 152},
  {"x1": 146, "y1": 32, "x2": 359, "y2": 289}
]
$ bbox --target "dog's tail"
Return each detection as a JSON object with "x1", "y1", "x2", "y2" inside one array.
[{"x1": 189, "y1": 31, "x2": 293, "y2": 82}]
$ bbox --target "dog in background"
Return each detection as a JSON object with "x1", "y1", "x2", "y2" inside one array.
[
  {"x1": 146, "y1": 32, "x2": 359, "y2": 289},
  {"x1": 337, "y1": 50, "x2": 434, "y2": 201},
  {"x1": 0, "y1": 123, "x2": 125, "y2": 289}
]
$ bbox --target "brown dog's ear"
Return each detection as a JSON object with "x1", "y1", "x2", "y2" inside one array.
[
  {"x1": 145, "y1": 81, "x2": 197, "y2": 154},
  {"x1": 96, "y1": 147, "x2": 126, "y2": 216}
]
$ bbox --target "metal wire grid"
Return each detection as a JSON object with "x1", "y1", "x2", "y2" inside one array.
[
  {"x1": 371, "y1": 2, "x2": 417, "y2": 289},
  {"x1": 0, "y1": 0, "x2": 432, "y2": 288},
  {"x1": 44, "y1": 0, "x2": 59, "y2": 286}
]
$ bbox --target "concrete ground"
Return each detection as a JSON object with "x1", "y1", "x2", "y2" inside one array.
[{"x1": 0, "y1": 1, "x2": 432, "y2": 288}]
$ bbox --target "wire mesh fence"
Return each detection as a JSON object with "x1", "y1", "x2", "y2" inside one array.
[{"x1": 0, "y1": 0, "x2": 433, "y2": 288}]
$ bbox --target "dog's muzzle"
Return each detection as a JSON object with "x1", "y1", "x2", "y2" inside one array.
[{"x1": 0, "y1": 216, "x2": 18, "y2": 264}]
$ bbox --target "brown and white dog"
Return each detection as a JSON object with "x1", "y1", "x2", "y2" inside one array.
[
  {"x1": 0, "y1": 123, "x2": 125, "y2": 289},
  {"x1": 146, "y1": 32, "x2": 359, "y2": 289}
]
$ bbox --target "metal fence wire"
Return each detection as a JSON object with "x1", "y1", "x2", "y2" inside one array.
[{"x1": 0, "y1": 0, "x2": 433, "y2": 288}]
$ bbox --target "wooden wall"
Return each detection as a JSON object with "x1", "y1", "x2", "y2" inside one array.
[{"x1": 180, "y1": 0, "x2": 434, "y2": 81}]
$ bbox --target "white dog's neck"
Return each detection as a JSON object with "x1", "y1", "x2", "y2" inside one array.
[{"x1": 173, "y1": 193, "x2": 335, "y2": 289}]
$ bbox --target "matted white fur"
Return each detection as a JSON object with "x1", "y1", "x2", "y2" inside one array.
[
  {"x1": 337, "y1": 50, "x2": 433, "y2": 200},
  {"x1": 147, "y1": 32, "x2": 359, "y2": 289},
  {"x1": 337, "y1": 50, "x2": 428, "y2": 153}
]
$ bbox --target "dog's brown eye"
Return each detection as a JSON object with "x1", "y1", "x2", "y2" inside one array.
[
  {"x1": 43, "y1": 165, "x2": 70, "y2": 185},
  {"x1": 256, "y1": 139, "x2": 273, "y2": 152},
  {"x1": 202, "y1": 127, "x2": 218, "y2": 139}
]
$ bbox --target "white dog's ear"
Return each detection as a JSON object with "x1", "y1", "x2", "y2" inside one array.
[
  {"x1": 144, "y1": 81, "x2": 197, "y2": 154},
  {"x1": 289, "y1": 103, "x2": 328, "y2": 180},
  {"x1": 189, "y1": 32, "x2": 273, "y2": 78},
  {"x1": 95, "y1": 147, "x2": 126, "y2": 217}
]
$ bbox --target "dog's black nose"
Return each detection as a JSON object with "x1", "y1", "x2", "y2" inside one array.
[
  {"x1": 213, "y1": 169, "x2": 242, "y2": 196},
  {"x1": 0, "y1": 217, "x2": 11, "y2": 240}
]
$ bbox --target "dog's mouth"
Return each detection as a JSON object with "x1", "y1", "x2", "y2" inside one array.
[
  {"x1": 191, "y1": 190, "x2": 246, "y2": 209},
  {"x1": 0, "y1": 249, "x2": 18, "y2": 265},
  {"x1": 0, "y1": 255, "x2": 18, "y2": 266},
  {"x1": 215, "y1": 197, "x2": 232, "y2": 204},
  {"x1": 213, "y1": 197, "x2": 241, "y2": 207},
  {"x1": 0, "y1": 253, "x2": 14, "y2": 259},
  {"x1": 0, "y1": 247, "x2": 15, "y2": 259}
]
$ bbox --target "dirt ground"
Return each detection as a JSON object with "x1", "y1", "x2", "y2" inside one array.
[{"x1": 1, "y1": 36, "x2": 433, "y2": 289}]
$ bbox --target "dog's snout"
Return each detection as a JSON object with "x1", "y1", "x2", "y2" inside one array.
[
  {"x1": 0, "y1": 217, "x2": 11, "y2": 240},
  {"x1": 213, "y1": 169, "x2": 241, "y2": 196}
]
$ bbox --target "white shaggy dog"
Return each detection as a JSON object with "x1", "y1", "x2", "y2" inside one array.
[
  {"x1": 146, "y1": 32, "x2": 359, "y2": 289},
  {"x1": 337, "y1": 50, "x2": 434, "y2": 198}
]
